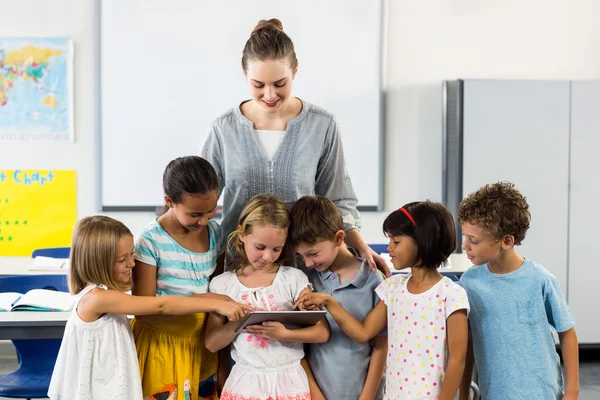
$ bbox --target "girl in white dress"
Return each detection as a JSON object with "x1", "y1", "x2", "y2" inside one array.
[
  {"x1": 48, "y1": 216, "x2": 252, "y2": 400},
  {"x1": 205, "y1": 194, "x2": 330, "y2": 400}
]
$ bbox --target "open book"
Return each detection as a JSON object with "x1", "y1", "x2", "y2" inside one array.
[
  {"x1": 28, "y1": 256, "x2": 70, "y2": 273},
  {"x1": 0, "y1": 289, "x2": 75, "y2": 312}
]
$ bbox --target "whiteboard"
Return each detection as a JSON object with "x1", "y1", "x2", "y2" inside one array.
[{"x1": 100, "y1": 0, "x2": 384, "y2": 210}]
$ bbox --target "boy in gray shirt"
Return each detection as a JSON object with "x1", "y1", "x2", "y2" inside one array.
[{"x1": 290, "y1": 196, "x2": 386, "y2": 400}]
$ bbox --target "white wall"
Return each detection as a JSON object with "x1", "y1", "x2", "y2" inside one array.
[{"x1": 2, "y1": 0, "x2": 600, "y2": 269}]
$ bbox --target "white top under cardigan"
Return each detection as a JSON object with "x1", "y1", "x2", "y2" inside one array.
[{"x1": 48, "y1": 284, "x2": 143, "y2": 400}]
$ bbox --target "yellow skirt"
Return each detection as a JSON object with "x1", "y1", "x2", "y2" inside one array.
[{"x1": 131, "y1": 313, "x2": 218, "y2": 400}]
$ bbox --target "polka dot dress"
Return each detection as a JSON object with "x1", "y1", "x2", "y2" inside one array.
[{"x1": 375, "y1": 275, "x2": 470, "y2": 399}]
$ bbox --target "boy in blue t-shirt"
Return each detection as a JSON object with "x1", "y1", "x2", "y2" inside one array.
[{"x1": 458, "y1": 182, "x2": 579, "y2": 400}]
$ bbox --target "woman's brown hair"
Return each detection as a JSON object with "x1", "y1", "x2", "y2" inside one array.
[{"x1": 242, "y1": 18, "x2": 298, "y2": 72}]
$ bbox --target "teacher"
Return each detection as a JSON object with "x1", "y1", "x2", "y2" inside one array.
[{"x1": 201, "y1": 18, "x2": 387, "y2": 273}]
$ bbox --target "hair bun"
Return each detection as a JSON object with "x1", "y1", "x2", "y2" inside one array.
[{"x1": 252, "y1": 18, "x2": 284, "y2": 35}]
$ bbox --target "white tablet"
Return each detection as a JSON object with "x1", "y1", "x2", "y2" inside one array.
[{"x1": 234, "y1": 310, "x2": 327, "y2": 333}]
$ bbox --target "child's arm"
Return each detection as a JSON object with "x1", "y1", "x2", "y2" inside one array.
[
  {"x1": 301, "y1": 357, "x2": 326, "y2": 400},
  {"x1": 132, "y1": 260, "x2": 234, "y2": 323},
  {"x1": 132, "y1": 260, "x2": 180, "y2": 323},
  {"x1": 558, "y1": 327, "x2": 580, "y2": 399},
  {"x1": 79, "y1": 287, "x2": 252, "y2": 322},
  {"x1": 359, "y1": 335, "x2": 387, "y2": 400},
  {"x1": 438, "y1": 310, "x2": 468, "y2": 400},
  {"x1": 458, "y1": 330, "x2": 475, "y2": 400},
  {"x1": 205, "y1": 311, "x2": 242, "y2": 353},
  {"x1": 297, "y1": 292, "x2": 387, "y2": 344},
  {"x1": 244, "y1": 319, "x2": 330, "y2": 343},
  {"x1": 217, "y1": 348, "x2": 230, "y2": 397}
]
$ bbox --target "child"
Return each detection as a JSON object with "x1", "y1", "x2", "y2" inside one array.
[
  {"x1": 48, "y1": 216, "x2": 251, "y2": 399},
  {"x1": 289, "y1": 195, "x2": 387, "y2": 400},
  {"x1": 297, "y1": 201, "x2": 470, "y2": 400},
  {"x1": 131, "y1": 156, "x2": 231, "y2": 400},
  {"x1": 205, "y1": 194, "x2": 330, "y2": 400},
  {"x1": 457, "y1": 182, "x2": 579, "y2": 400}
]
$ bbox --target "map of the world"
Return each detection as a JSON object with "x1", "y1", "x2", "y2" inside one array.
[{"x1": 0, "y1": 38, "x2": 73, "y2": 141}]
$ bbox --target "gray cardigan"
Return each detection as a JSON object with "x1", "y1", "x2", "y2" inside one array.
[{"x1": 201, "y1": 99, "x2": 361, "y2": 239}]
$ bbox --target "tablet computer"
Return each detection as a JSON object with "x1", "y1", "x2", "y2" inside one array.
[{"x1": 234, "y1": 310, "x2": 327, "y2": 333}]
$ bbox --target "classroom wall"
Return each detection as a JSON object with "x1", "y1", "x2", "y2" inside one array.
[{"x1": 2, "y1": 0, "x2": 600, "y2": 267}]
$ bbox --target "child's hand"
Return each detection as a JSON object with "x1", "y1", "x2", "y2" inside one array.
[
  {"x1": 244, "y1": 321, "x2": 288, "y2": 340},
  {"x1": 292, "y1": 286, "x2": 313, "y2": 310},
  {"x1": 214, "y1": 301, "x2": 254, "y2": 321},
  {"x1": 294, "y1": 292, "x2": 331, "y2": 310}
]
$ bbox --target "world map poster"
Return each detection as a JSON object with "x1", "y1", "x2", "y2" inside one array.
[{"x1": 0, "y1": 38, "x2": 73, "y2": 142}]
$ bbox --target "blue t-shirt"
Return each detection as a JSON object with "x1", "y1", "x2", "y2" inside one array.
[{"x1": 460, "y1": 259, "x2": 575, "y2": 400}]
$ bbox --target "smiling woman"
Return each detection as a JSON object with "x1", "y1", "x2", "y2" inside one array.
[{"x1": 201, "y1": 18, "x2": 388, "y2": 275}]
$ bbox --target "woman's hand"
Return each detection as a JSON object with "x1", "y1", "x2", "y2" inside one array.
[
  {"x1": 345, "y1": 229, "x2": 392, "y2": 277},
  {"x1": 357, "y1": 246, "x2": 391, "y2": 277}
]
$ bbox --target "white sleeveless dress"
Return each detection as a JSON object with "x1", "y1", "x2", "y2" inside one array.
[{"x1": 48, "y1": 284, "x2": 143, "y2": 399}]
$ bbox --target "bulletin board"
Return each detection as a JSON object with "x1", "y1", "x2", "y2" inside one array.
[{"x1": 0, "y1": 170, "x2": 76, "y2": 256}]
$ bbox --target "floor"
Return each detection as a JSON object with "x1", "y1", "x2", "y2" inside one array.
[{"x1": 0, "y1": 341, "x2": 598, "y2": 399}]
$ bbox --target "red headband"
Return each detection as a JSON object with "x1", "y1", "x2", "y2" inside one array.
[{"x1": 398, "y1": 207, "x2": 416, "y2": 226}]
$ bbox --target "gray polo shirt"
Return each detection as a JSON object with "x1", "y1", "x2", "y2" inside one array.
[{"x1": 306, "y1": 254, "x2": 386, "y2": 400}]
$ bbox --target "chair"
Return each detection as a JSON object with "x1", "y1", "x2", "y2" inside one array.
[
  {"x1": 0, "y1": 275, "x2": 68, "y2": 399},
  {"x1": 31, "y1": 247, "x2": 70, "y2": 259},
  {"x1": 471, "y1": 381, "x2": 481, "y2": 400},
  {"x1": 441, "y1": 273, "x2": 459, "y2": 282},
  {"x1": 368, "y1": 244, "x2": 388, "y2": 255}
]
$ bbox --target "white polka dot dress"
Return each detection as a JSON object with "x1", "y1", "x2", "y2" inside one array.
[
  {"x1": 375, "y1": 275, "x2": 470, "y2": 399},
  {"x1": 48, "y1": 284, "x2": 143, "y2": 399}
]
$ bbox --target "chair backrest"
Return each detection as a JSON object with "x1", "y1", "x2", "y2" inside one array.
[
  {"x1": 31, "y1": 247, "x2": 71, "y2": 259},
  {"x1": 12, "y1": 339, "x2": 62, "y2": 371},
  {"x1": 442, "y1": 273, "x2": 459, "y2": 283},
  {"x1": 0, "y1": 275, "x2": 68, "y2": 293},
  {"x1": 368, "y1": 244, "x2": 388, "y2": 255}
]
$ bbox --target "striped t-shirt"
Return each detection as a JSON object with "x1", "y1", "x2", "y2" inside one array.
[{"x1": 134, "y1": 219, "x2": 225, "y2": 296}]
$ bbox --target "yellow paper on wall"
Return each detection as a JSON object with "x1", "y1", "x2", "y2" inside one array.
[{"x1": 0, "y1": 170, "x2": 76, "y2": 256}]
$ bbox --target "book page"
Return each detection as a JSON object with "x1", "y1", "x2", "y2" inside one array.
[
  {"x1": 12, "y1": 289, "x2": 75, "y2": 312},
  {"x1": 0, "y1": 292, "x2": 22, "y2": 312},
  {"x1": 29, "y1": 256, "x2": 69, "y2": 270}
]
